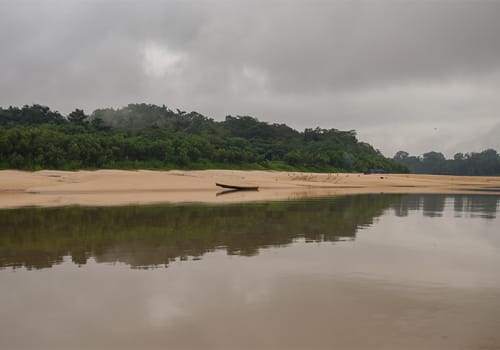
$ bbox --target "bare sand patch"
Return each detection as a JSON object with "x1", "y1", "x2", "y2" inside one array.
[{"x1": 0, "y1": 169, "x2": 499, "y2": 208}]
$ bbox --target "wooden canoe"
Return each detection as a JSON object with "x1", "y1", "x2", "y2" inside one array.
[{"x1": 216, "y1": 183, "x2": 259, "y2": 191}]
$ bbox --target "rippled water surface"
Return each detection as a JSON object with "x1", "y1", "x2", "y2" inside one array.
[{"x1": 1, "y1": 194, "x2": 500, "y2": 349}]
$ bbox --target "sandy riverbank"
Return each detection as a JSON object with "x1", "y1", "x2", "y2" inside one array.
[{"x1": 1, "y1": 169, "x2": 499, "y2": 208}]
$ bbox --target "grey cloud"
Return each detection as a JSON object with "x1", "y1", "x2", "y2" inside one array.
[
  {"x1": 1, "y1": 0, "x2": 499, "y2": 155},
  {"x1": 178, "y1": 1, "x2": 500, "y2": 93}
]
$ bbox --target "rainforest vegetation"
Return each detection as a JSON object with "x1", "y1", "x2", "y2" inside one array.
[
  {"x1": 0, "y1": 104, "x2": 407, "y2": 173},
  {"x1": 393, "y1": 149, "x2": 500, "y2": 176}
]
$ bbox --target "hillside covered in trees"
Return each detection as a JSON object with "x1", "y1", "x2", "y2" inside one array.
[
  {"x1": 393, "y1": 150, "x2": 500, "y2": 176},
  {"x1": 0, "y1": 104, "x2": 407, "y2": 173}
]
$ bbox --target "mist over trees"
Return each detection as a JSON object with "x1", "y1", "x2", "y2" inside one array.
[
  {"x1": 0, "y1": 103, "x2": 407, "y2": 172},
  {"x1": 393, "y1": 149, "x2": 500, "y2": 175}
]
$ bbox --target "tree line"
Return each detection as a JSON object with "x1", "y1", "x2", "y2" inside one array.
[
  {"x1": 393, "y1": 149, "x2": 500, "y2": 175},
  {"x1": 0, "y1": 103, "x2": 407, "y2": 173}
]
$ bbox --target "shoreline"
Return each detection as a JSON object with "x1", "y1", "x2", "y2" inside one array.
[{"x1": 1, "y1": 169, "x2": 500, "y2": 209}]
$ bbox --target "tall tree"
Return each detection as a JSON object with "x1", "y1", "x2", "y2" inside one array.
[{"x1": 68, "y1": 109, "x2": 88, "y2": 125}]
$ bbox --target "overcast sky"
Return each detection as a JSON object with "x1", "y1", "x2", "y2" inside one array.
[{"x1": 1, "y1": 0, "x2": 499, "y2": 157}]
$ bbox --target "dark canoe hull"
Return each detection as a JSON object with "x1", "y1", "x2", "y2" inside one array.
[{"x1": 216, "y1": 183, "x2": 259, "y2": 191}]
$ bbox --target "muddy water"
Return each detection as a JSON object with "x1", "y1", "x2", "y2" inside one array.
[{"x1": 1, "y1": 194, "x2": 499, "y2": 349}]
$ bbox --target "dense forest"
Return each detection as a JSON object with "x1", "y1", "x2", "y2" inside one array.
[
  {"x1": 393, "y1": 150, "x2": 500, "y2": 175},
  {"x1": 0, "y1": 104, "x2": 407, "y2": 173}
]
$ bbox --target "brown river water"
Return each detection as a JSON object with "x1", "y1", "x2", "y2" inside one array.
[{"x1": 0, "y1": 194, "x2": 499, "y2": 349}]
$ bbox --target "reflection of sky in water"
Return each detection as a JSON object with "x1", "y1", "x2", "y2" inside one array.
[{"x1": 1, "y1": 194, "x2": 500, "y2": 349}]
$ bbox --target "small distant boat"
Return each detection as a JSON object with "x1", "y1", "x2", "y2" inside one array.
[{"x1": 216, "y1": 183, "x2": 259, "y2": 191}]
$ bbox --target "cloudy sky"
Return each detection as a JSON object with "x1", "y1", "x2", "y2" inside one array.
[{"x1": 1, "y1": 0, "x2": 499, "y2": 157}]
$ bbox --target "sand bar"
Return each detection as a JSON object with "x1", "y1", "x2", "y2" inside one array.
[{"x1": 1, "y1": 169, "x2": 500, "y2": 208}]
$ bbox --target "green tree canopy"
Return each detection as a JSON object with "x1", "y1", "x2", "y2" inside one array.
[{"x1": 0, "y1": 104, "x2": 407, "y2": 173}]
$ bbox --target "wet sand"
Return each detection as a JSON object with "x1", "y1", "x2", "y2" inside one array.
[{"x1": 1, "y1": 169, "x2": 500, "y2": 208}]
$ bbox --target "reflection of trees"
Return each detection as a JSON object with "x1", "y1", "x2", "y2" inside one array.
[
  {"x1": 423, "y1": 195, "x2": 446, "y2": 217},
  {"x1": 0, "y1": 194, "x2": 398, "y2": 270},
  {"x1": 1, "y1": 194, "x2": 497, "y2": 270},
  {"x1": 391, "y1": 194, "x2": 499, "y2": 219},
  {"x1": 453, "y1": 195, "x2": 499, "y2": 219}
]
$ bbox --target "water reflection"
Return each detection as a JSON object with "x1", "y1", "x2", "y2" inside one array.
[
  {"x1": 1, "y1": 194, "x2": 500, "y2": 349},
  {"x1": 0, "y1": 194, "x2": 499, "y2": 270},
  {"x1": 392, "y1": 194, "x2": 499, "y2": 219}
]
